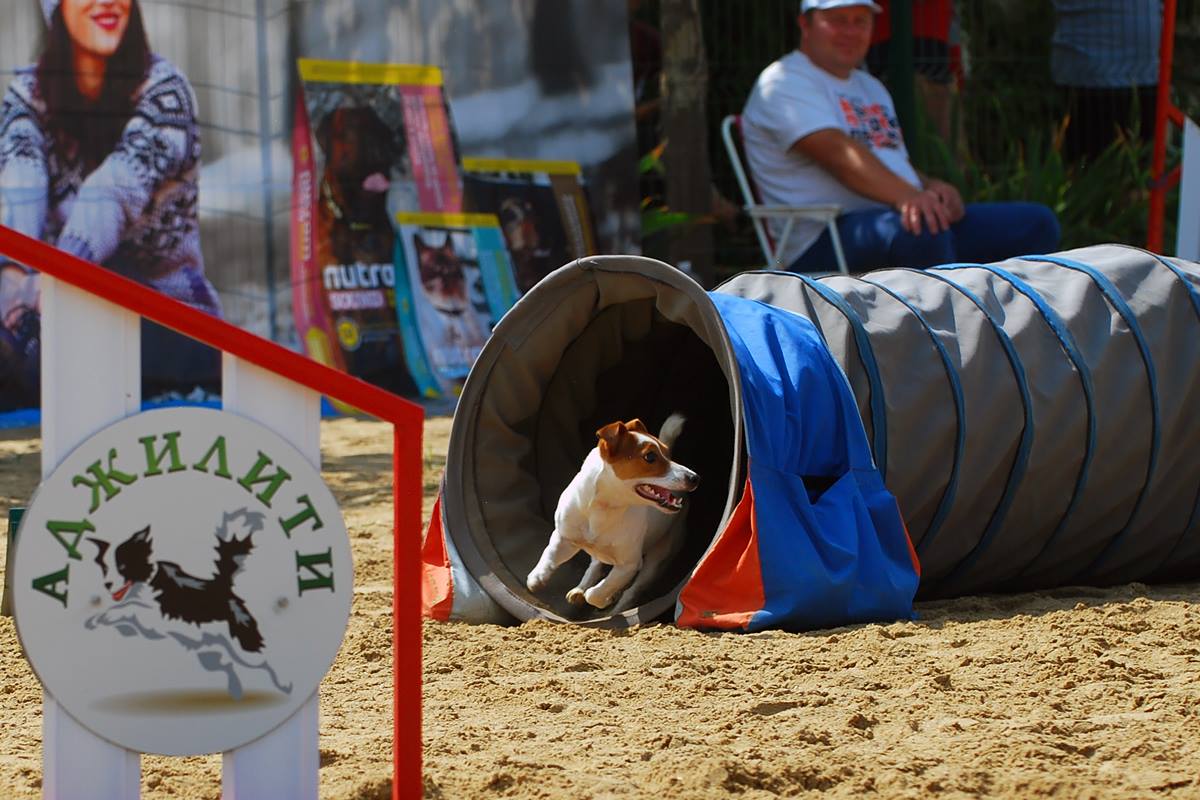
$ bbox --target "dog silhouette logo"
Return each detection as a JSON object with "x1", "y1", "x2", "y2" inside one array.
[
  {"x1": 11, "y1": 407, "x2": 353, "y2": 756},
  {"x1": 84, "y1": 508, "x2": 292, "y2": 700}
]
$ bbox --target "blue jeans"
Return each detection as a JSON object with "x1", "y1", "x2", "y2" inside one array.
[{"x1": 789, "y1": 202, "x2": 1061, "y2": 273}]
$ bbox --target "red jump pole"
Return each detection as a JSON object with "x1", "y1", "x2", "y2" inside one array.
[
  {"x1": 1148, "y1": 0, "x2": 1179, "y2": 253},
  {"x1": 394, "y1": 424, "x2": 424, "y2": 800}
]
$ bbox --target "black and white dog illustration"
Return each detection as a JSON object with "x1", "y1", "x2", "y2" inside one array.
[{"x1": 85, "y1": 508, "x2": 291, "y2": 700}]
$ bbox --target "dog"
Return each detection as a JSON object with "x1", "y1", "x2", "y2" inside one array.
[
  {"x1": 526, "y1": 413, "x2": 699, "y2": 613},
  {"x1": 413, "y1": 232, "x2": 488, "y2": 374},
  {"x1": 315, "y1": 105, "x2": 399, "y2": 266},
  {"x1": 84, "y1": 509, "x2": 291, "y2": 699},
  {"x1": 498, "y1": 196, "x2": 554, "y2": 293}
]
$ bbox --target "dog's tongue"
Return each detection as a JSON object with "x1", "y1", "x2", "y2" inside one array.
[
  {"x1": 361, "y1": 172, "x2": 390, "y2": 192},
  {"x1": 112, "y1": 581, "x2": 133, "y2": 602}
]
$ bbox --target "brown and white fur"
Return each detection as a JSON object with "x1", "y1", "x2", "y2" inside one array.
[{"x1": 526, "y1": 413, "x2": 699, "y2": 613}]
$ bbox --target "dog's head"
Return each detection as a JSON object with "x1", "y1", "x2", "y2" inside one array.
[
  {"x1": 595, "y1": 418, "x2": 699, "y2": 513},
  {"x1": 415, "y1": 233, "x2": 468, "y2": 309},
  {"x1": 499, "y1": 197, "x2": 541, "y2": 253},
  {"x1": 315, "y1": 106, "x2": 395, "y2": 183},
  {"x1": 87, "y1": 526, "x2": 153, "y2": 602}
]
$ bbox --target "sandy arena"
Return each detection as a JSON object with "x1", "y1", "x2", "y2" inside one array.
[{"x1": 2, "y1": 415, "x2": 1200, "y2": 799}]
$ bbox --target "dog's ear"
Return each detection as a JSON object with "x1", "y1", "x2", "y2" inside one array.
[
  {"x1": 362, "y1": 110, "x2": 395, "y2": 169},
  {"x1": 625, "y1": 418, "x2": 649, "y2": 435},
  {"x1": 86, "y1": 537, "x2": 111, "y2": 577},
  {"x1": 595, "y1": 421, "x2": 628, "y2": 460},
  {"x1": 315, "y1": 110, "x2": 334, "y2": 155}
]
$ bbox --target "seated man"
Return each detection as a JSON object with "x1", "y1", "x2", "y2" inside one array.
[{"x1": 742, "y1": 0, "x2": 1060, "y2": 273}]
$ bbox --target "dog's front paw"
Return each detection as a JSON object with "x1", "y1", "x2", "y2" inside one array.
[
  {"x1": 583, "y1": 586, "x2": 614, "y2": 609},
  {"x1": 566, "y1": 588, "x2": 586, "y2": 606},
  {"x1": 526, "y1": 571, "x2": 549, "y2": 593}
]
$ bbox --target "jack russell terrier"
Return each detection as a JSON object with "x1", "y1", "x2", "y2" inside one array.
[{"x1": 526, "y1": 413, "x2": 700, "y2": 613}]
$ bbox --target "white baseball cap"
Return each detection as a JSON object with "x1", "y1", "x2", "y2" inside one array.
[{"x1": 801, "y1": 0, "x2": 883, "y2": 13}]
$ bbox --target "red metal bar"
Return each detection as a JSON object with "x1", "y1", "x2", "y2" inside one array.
[
  {"x1": 1148, "y1": 0, "x2": 1180, "y2": 253},
  {"x1": 393, "y1": 425, "x2": 423, "y2": 800},
  {"x1": 0, "y1": 224, "x2": 426, "y2": 798}
]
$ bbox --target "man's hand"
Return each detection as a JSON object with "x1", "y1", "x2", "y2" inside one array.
[
  {"x1": 924, "y1": 178, "x2": 965, "y2": 222},
  {"x1": 896, "y1": 187, "x2": 953, "y2": 236},
  {"x1": 792, "y1": 131, "x2": 966, "y2": 236}
]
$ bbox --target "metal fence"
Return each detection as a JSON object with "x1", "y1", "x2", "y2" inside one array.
[{"x1": 1, "y1": 0, "x2": 638, "y2": 352}]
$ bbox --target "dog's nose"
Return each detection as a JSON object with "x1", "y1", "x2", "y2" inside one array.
[{"x1": 687, "y1": 472, "x2": 700, "y2": 489}]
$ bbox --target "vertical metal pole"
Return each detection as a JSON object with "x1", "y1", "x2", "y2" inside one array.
[
  {"x1": 1148, "y1": 0, "x2": 1178, "y2": 253},
  {"x1": 255, "y1": 0, "x2": 279, "y2": 341},
  {"x1": 1177, "y1": 117, "x2": 1200, "y2": 261},
  {"x1": 887, "y1": 0, "x2": 917, "y2": 154},
  {"x1": 1, "y1": 507, "x2": 23, "y2": 617}
]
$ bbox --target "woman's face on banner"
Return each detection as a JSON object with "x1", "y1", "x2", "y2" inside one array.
[{"x1": 61, "y1": 0, "x2": 132, "y2": 61}]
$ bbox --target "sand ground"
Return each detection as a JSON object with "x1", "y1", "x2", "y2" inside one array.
[{"x1": 2, "y1": 416, "x2": 1200, "y2": 799}]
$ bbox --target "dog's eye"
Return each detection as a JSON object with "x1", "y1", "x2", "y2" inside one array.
[{"x1": 643, "y1": 451, "x2": 657, "y2": 464}]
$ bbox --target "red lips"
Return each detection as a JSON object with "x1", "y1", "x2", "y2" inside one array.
[{"x1": 92, "y1": 13, "x2": 121, "y2": 31}]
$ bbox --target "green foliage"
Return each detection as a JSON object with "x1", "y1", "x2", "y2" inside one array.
[
  {"x1": 919, "y1": 116, "x2": 1165, "y2": 251},
  {"x1": 638, "y1": 139, "x2": 708, "y2": 240}
]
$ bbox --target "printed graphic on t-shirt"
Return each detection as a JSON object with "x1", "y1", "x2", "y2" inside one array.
[{"x1": 838, "y1": 96, "x2": 901, "y2": 150}]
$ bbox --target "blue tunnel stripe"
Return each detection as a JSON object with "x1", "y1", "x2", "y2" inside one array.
[
  {"x1": 793, "y1": 274, "x2": 891, "y2": 481},
  {"x1": 1148, "y1": 253, "x2": 1200, "y2": 319},
  {"x1": 909, "y1": 268, "x2": 1033, "y2": 594},
  {"x1": 855, "y1": 275, "x2": 965, "y2": 561},
  {"x1": 933, "y1": 263, "x2": 1097, "y2": 585},
  {"x1": 1143, "y1": 252, "x2": 1200, "y2": 574},
  {"x1": 1021, "y1": 255, "x2": 1161, "y2": 581}
]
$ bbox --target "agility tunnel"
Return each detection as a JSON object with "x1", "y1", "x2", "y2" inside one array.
[{"x1": 421, "y1": 245, "x2": 1200, "y2": 631}]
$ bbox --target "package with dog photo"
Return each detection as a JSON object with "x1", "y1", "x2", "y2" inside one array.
[
  {"x1": 392, "y1": 212, "x2": 519, "y2": 397},
  {"x1": 291, "y1": 60, "x2": 462, "y2": 399},
  {"x1": 461, "y1": 158, "x2": 597, "y2": 295}
]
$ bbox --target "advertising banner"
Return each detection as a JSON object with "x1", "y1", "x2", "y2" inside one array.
[
  {"x1": 0, "y1": 1, "x2": 225, "y2": 413},
  {"x1": 292, "y1": 59, "x2": 462, "y2": 398},
  {"x1": 392, "y1": 212, "x2": 518, "y2": 397},
  {"x1": 461, "y1": 158, "x2": 597, "y2": 294},
  {"x1": 0, "y1": 1, "x2": 637, "y2": 421}
]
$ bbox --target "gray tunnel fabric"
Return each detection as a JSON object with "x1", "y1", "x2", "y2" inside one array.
[
  {"x1": 717, "y1": 245, "x2": 1200, "y2": 597},
  {"x1": 437, "y1": 245, "x2": 1200, "y2": 627},
  {"x1": 441, "y1": 256, "x2": 745, "y2": 626}
]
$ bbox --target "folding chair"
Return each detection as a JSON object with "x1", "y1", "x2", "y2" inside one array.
[{"x1": 721, "y1": 114, "x2": 849, "y2": 274}]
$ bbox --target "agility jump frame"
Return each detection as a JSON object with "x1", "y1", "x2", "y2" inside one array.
[
  {"x1": 1149, "y1": 0, "x2": 1200, "y2": 261},
  {"x1": 0, "y1": 225, "x2": 423, "y2": 800}
]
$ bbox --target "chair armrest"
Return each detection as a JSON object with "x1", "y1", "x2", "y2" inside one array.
[{"x1": 744, "y1": 204, "x2": 842, "y2": 222}]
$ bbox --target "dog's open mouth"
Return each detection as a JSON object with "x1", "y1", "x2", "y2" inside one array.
[
  {"x1": 111, "y1": 581, "x2": 133, "y2": 602},
  {"x1": 636, "y1": 484, "x2": 685, "y2": 512}
]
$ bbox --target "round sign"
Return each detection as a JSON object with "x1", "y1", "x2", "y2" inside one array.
[{"x1": 13, "y1": 407, "x2": 353, "y2": 756}]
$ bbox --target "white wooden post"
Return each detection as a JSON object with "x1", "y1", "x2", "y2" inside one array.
[
  {"x1": 1177, "y1": 117, "x2": 1200, "y2": 262},
  {"x1": 40, "y1": 276, "x2": 142, "y2": 800},
  {"x1": 219, "y1": 355, "x2": 321, "y2": 800},
  {"x1": 39, "y1": 281, "x2": 323, "y2": 799}
]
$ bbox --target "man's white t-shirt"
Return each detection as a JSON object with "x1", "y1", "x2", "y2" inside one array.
[{"x1": 741, "y1": 50, "x2": 922, "y2": 266}]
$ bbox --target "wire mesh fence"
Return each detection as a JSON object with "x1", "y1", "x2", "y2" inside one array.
[
  {"x1": 2, "y1": 0, "x2": 1197, "y2": 347},
  {"x1": 0, "y1": 0, "x2": 641, "y2": 413},
  {"x1": 633, "y1": 0, "x2": 1200, "y2": 275}
]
